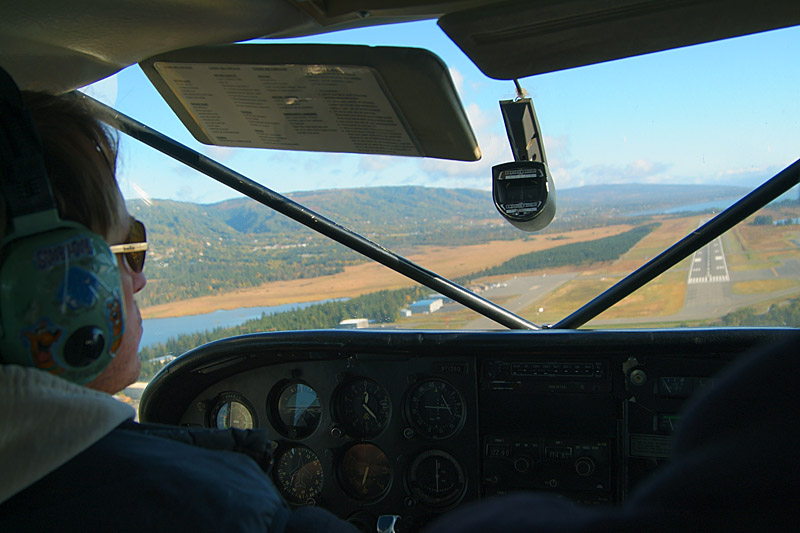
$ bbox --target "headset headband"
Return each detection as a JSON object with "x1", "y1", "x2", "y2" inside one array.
[{"x1": 0, "y1": 68, "x2": 59, "y2": 221}]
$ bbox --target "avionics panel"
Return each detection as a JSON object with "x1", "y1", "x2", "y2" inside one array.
[{"x1": 480, "y1": 357, "x2": 615, "y2": 502}]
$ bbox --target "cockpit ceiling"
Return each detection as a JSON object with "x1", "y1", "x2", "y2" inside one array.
[
  {"x1": 440, "y1": 0, "x2": 800, "y2": 79},
  {"x1": 2, "y1": 0, "x2": 799, "y2": 92},
  {"x1": 0, "y1": 1, "x2": 300, "y2": 93},
  {"x1": 0, "y1": 0, "x2": 496, "y2": 93}
]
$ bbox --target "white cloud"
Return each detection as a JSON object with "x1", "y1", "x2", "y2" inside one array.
[
  {"x1": 415, "y1": 101, "x2": 509, "y2": 186},
  {"x1": 708, "y1": 165, "x2": 781, "y2": 187},
  {"x1": 449, "y1": 67, "x2": 465, "y2": 95},
  {"x1": 583, "y1": 159, "x2": 673, "y2": 184},
  {"x1": 464, "y1": 102, "x2": 495, "y2": 133},
  {"x1": 359, "y1": 155, "x2": 393, "y2": 172},
  {"x1": 202, "y1": 145, "x2": 236, "y2": 162},
  {"x1": 414, "y1": 105, "x2": 594, "y2": 192},
  {"x1": 419, "y1": 132, "x2": 508, "y2": 188}
]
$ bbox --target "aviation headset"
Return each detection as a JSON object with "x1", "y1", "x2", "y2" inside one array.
[{"x1": 0, "y1": 67, "x2": 125, "y2": 384}]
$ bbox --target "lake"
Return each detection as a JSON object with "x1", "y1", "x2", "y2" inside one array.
[
  {"x1": 626, "y1": 198, "x2": 738, "y2": 217},
  {"x1": 140, "y1": 300, "x2": 326, "y2": 348}
]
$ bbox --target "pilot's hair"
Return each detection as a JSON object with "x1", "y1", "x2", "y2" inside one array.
[{"x1": 0, "y1": 91, "x2": 123, "y2": 240}]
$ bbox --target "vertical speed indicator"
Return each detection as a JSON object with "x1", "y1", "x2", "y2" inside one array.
[{"x1": 406, "y1": 379, "x2": 465, "y2": 439}]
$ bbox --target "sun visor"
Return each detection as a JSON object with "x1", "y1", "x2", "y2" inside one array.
[
  {"x1": 439, "y1": 0, "x2": 800, "y2": 79},
  {"x1": 139, "y1": 44, "x2": 480, "y2": 161}
]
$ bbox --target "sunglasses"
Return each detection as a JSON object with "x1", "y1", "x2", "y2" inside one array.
[{"x1": 109, "y1": 218, "x2": 147, "y2": 273}]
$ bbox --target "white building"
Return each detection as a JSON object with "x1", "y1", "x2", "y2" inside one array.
[
  {"x1": 338, "y1": 318, "x2": 369, "y2": 329},
  {"x1": 409, "y1": 298, "x2": 443, "y2": 315}
]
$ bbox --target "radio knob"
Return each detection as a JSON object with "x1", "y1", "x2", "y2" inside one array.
[
  {"x1": 513, "y1": 457, "x2": 531, "y2": 473},
  {"x1": 575, "y1": 457, "x2": 595, "y2": 477}
]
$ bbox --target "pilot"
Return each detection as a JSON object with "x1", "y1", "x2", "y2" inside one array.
[{"x1": 0, "y1": 78, "x2": 355, "y2": 532}]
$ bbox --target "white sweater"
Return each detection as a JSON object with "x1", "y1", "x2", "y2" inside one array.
[{"x1": 0, "y1": 365, "x2": 134, "y2": 504}]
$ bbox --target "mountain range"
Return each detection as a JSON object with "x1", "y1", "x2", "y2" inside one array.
[{"x1": 131, "y1": 183, "x2": 751, "y2": 236}]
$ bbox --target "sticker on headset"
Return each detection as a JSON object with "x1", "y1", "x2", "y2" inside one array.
[
  {"x1": 33, "y1": 237, "x2": 95, "y2": 270},
  {"x1": 57, "y1": 266, "x2": 107, "y2": 310},
  {"x1": 21, "y1": 319, "x2": 65, "y2": 374},
  {"x1": 105, "y1": 293, "x2": 125, "y2": 355}
]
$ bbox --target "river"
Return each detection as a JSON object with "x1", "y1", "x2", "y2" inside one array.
[{"x1": 140, "y1": 300, "x2": 326, "y2": 348}]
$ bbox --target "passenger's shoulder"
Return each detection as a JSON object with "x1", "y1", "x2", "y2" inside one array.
[{"x1": 1, "y1": 422, "x2": 290, "y2": 532}]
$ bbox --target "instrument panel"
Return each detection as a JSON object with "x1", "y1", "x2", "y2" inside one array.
[
  {"x1": 175, "y1": 349, "x2": 481, "y2": 523},
  {"x1": 140, "y1": 328, "x2": 793, "y2": 532}
]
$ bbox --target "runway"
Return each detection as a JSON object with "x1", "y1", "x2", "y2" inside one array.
[{"x1": 687, "y1": 235, "x2": 730, "y2": 284}]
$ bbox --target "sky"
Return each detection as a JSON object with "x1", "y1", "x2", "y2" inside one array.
[{"x1": 81, "y1": 20, "x2": 800, "y2": 205}]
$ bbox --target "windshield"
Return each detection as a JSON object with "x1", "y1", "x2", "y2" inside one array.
[{"x1": 82, "y1": 21, "x2": 800, "y2": 379}]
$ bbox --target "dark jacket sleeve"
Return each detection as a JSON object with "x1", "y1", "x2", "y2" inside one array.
[{"x1": 0, "y1": 423, "x2": 292, "y2": 532}]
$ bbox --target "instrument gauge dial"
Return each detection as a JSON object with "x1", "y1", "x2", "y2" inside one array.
[
  {"x1": 338, "y1": 443, "x2": 392, "y2": 501},
  {"x1": 336, "y1": 378, "x2": 391, "y2": 439},
  {"x1": 406, "y1": 378, "x2": 465, "y2": 439},
  {"x1": 273, "y1": 381, "x2": 322, "y2": 438},
  {"x1": 274, "y1": 446, "x2": 324, "y2": 504},
  {"x1": 408, "y1": 450, "x2": 466, "y2": 508},
  {"x1": 209, "y1": 392, "x2": 255, "y2": 430}
]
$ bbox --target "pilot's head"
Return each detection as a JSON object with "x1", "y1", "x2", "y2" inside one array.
[{"x1": 0, "y1": 83, "x2": 146, "y2": 394}]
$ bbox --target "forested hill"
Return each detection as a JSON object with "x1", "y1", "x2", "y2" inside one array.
[
  {"x1": 129, "y1": 184, "x2": 747, "y2": 307},
  {"x1": 150, "y1": 183, "x2": 749, "y2": 235},
  {"x1": 217, "y1": 187, "x2": 493, "y2": 234},
  {"x1": 132, "y1": 183, "x2": 748, "y2": 238}
]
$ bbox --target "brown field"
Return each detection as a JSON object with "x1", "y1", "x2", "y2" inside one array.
[{"x1": 141, "y1": 224, "x2": 634, "y2": 319}]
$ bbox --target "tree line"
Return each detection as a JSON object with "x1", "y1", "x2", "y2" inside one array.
[
  {"x1": 468, "y1": 223, "x2": 659, "y2": 279},
  {"x1": 715, "y1": 297, "x2": 800, "y2": 327}
]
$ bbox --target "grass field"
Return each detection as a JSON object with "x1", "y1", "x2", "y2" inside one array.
[
  {"x1": 727, "y1": 218, "x2": 800, "y2": 267},
  {"x1": 732, "y1": 279, "x2": 797, "y2": 294}
]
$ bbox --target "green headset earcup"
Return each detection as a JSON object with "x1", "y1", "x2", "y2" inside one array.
[{"x1": 0, "y1": 223, "x2": 125, "y2": 384}]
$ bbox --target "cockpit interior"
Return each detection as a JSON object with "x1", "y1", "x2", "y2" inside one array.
[{"x1": 2, "y1": 1, "x2": 799, "y2": 532}]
